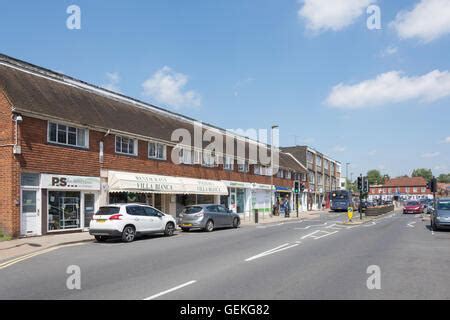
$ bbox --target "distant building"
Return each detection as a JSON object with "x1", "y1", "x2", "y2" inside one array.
[
  {"x1": 368, "y1": 177, "x2": 432, "y2": 201},
  {"x1": 281, "y1": 146, "x2": 341, "y2": 210}
]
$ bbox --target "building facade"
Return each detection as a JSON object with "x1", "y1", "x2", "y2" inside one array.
[
  {"x1": 0, "y1": 55, "x2": 306, "y2": 237},
  {"x1": 368, "y1": 177, "x2": 432, "y2": 201},
  {"x1": 281, "y1": 146, "x2": 341, "y2": 210}
]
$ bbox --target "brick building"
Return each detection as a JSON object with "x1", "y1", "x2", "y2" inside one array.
[
  {"x1": 0, "y1": 54, "x2": 305, "y2": 237},
  {"x1": 281, "y1": 146, "x2": 341, "y2": 210},
  {"x1": 368, "y1": 177, "x2": 432, "y2": 201}
]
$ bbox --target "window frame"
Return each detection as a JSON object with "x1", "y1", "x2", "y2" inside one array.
[
  {"x1": 115, "y1": 135, "x2": 138, "y2": 156},
  {"x1": 224, "y1": 156, "x2": 234, "y2": 171},
  {"x1": 47, "y1": 121, "x2": 89, "y2": 149},
  {"x1": 148, "y1": 141, "x2": 167, "y2": 160}
]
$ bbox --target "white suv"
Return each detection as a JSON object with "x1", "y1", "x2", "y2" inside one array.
[{"x1": 89, "y1": 204, "x2": 177, "y2": 242}]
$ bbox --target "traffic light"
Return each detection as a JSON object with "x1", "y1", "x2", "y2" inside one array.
[
  {"x1": 363, "y1": 177, "x2": 369, "y2": 193},
  {"x1": 357, "y1": 176, "x2": 363, "y2": 191},
  {"x1": 430, "y1": 177, "x2": 437, "y2": 193},
  {"x1": 294, "y1": 180, "x2": 300, "y2": 194}
]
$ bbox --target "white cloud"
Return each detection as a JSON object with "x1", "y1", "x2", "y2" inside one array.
[
  {"x1": 422, "y1": 151, "x2": 441, "y2": 158},
  {"x1": 325, "y1": 70, "x2": 450, "y2": 109},
  {"x1": 101, "y1": 72, "x2": 121, "y2": 92},
  {"x1": 434, "y1": 164, "x2": 448, "y2": 171},
  {"x1": 368, "y1": 150, "x2": 377, "y2": 156},
  {"x1": 391, "y1": 0, "x2": 450, "y2": 42},
  {"x1": 333, "y1": 145, "x2": 347, "y2": 153},
  {"x1": 379, "y1": 46, "x2": 398, "y2": 57},
  {"x1": 444, "y1": 137, "x2": 450, "y2": 143},
  {"x1": 298, "y1": 0, "x2": 375, "y2": 33},
  {"x1": 142, "y1": 66, "x2": 201, "y2": 109}
]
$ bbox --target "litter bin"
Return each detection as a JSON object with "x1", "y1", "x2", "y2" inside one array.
[{"x1": 254, "y1": 209, "x2": 259, "y2": 224}]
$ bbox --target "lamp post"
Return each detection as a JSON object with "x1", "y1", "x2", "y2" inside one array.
[
  {"x1": 270, "y1": 125, "x2": 279, "y2": 217},
  {"x1": 346, "y1": 162, "x2": 350, "y2": 191}
]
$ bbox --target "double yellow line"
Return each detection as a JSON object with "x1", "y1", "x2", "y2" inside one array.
[{"x1": 0, "y1": 243, "x2": 85, "y2": 270}]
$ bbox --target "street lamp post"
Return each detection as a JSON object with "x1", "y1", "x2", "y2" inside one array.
[
  {"x1": 270, "y1": 125, "x2": 278, "y2": 217},
  {"x1": 346, "y1": 162, "x2": 350, "y2": 191}
]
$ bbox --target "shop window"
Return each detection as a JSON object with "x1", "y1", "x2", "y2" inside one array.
[
  {"x1": 148, "y1": 142, "x2": 166, "y2": 160},
  {"x1": 115, "y1": 135, "x2": 137, "y2": 156},
  {"x1": 48, "y1": 122, "x2": 88, "y2": 148},
  {"x1": 48, "y1": 191, "x2": 81, "y2": 231}
]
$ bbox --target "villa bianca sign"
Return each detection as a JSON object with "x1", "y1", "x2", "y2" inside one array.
[{"x1": 107, "y1": 171, "x2": 228, "y2": 195}]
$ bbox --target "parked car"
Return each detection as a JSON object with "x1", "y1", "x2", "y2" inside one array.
[
  {"x1": 89, "y1": 204, "x2": 177, "y2": 242},
  {"x1": 431, "y1": 198, "x2": 450, "y2": 231},
  {"x1": 178, "y1": 204, "x2": 240, "y2": 232},
  {"x1": 403, "y1": 200, "x2": 424, "y2": 214}
]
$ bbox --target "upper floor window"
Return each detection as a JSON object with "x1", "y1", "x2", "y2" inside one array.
[
  {"x1": 48, "y1": 122, "x2": 88, "y2": 148},
  {"x1": 224, "y1": 156, "x2": 234, "y2": 171},
  {"x1": 238, "y1": 161, "x2": 249, "y2": 173},
  {"x1": 285, "y1": 171, "x2": 292, "y2": 179},
  {"x1": 202, "y1": 151, "x2": 217, "y2": 167},
  {"x1": 307, "y1": 152, "x2": 314, "y2": 164},
  {"x1": 277, "y1": 170, "x2": 284, "y2": 178},
  {"x1": 254, "y1": 165, "x2": 261, "y2": 175},
  {"x1": 148, "y1": 142, "x2": 166, "y2": 160},
  {"x1": 421, "y1": 187, "x2": 426, "y2": 193},
  {"x1": 116, "y1": 135, "x2": 137, "y2": 156}
]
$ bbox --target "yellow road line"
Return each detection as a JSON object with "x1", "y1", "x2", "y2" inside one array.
[{"x1": 0, "y1": 242, "x2": 85, "y2": 270}]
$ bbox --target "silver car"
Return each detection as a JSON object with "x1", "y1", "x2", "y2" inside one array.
[
  {"x1": 177, "y1": 204, "x2": 241, "y2": 232},
  {"x1": 431, "y1": 198, "x2": 450, "y2": 231}
]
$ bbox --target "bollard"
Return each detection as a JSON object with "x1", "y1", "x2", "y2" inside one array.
[{"x1": 254, "y1": 209, "x2": 259, "y2": 224}]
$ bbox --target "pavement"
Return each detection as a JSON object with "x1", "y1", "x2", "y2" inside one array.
[
  {"x1": 1, "y1": 208, "x2": 449, "y2": 300},
  {"x1": 0, "y1": 209, "x2": 327, "y2": 263}
]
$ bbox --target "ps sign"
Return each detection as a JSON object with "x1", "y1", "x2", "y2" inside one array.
[{"x1": 41, "y1": 174, "x2": 100, "y2": 191}]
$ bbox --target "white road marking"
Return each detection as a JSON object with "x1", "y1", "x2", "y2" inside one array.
[
  {"x1": 245, "y1": 243, "x2": 300, "y2": 262},
  {"x1": 300, "y1": 230, "x2": 339, "y2": 240},
  {"x1": 407, "y1": 221, "x2": 416, "y2": 228},
  {"x1": 295, "y1": 222, "x2": 328, "y2": 230},
  {"x1": 143, "y1": 280, "x2": 197, "y2": 300}
]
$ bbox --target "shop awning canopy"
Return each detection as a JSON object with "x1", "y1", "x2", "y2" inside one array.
[{"x1": 108, "y1": 171, "x2": 228, "y2": 195}]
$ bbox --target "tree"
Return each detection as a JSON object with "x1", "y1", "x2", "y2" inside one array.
[
  {"x1": 367, "y1": 170, "x2": 382, "y2": 185},
  {"x1": 437, "y1": 173, "x2": 450, "y2": 183},
  {"x1": 411, "y1": 168, "x2": 433, "y2": 182}
]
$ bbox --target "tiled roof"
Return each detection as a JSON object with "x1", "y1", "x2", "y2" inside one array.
[{"x1": 383, "y1": 177, "x2": 427, "y2": 187}]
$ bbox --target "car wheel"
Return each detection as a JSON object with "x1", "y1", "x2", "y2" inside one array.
[
  {"x1": 122, "y1": 225, "x2": 136, "y2": 242},
  {"x1": 232, "y1": 217, "x2": 240, "y2": 228},
  {"x1": 164, "y1": 222, "x2": 175, "y2": 236},
  {"x1": 205, "y1": 220, "x2": 214, "y2": 232},
  {"x1": 181, "y1": 227, "x2": 190, "y2": 232},
  {"x1": 94, "y1": 235, "x2": 108, "y2": 242}
]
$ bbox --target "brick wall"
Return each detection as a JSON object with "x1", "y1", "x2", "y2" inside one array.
[
  {"x1": 19, "y1": 116, "x2": 292, "y2": 188},
  {"x1": 0, "y1": 90, "x2": 20, "y2": 237}
]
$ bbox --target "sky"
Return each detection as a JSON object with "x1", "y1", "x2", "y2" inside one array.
[{"x1": 1, "y1": 0, "x2": 449, "y2": 178}]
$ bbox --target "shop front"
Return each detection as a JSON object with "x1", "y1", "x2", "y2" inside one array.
[
  {"x1": 251, "y1": 183, "x2": 272, "y2": 220},
  {"x1": 220, "y1": 181, "x2": 253, "y2": 218},
  {"x1": 106, "y1": 170, "x2": 228, "y2": 217},
  {"x1": 275, "y1": 186, "x2": 293, "y2": 216},
  {"x1": 20, "y1": 172, "x2": 101, "y2": 236}
]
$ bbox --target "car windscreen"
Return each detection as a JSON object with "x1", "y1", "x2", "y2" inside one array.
[
  {"x1": 96, "y1": 206, "x2": 120, "y2": 215},
  {"x1": 182, "y1": 206, "x2": 203, "y2": 214},
  {"x1": 437, "y1": 201, "x2": 450, "y2": 210},
  {"x1": 406, "y1": 201, "x2": 419, "y2": 206},
  {"x1": 331, "y1": 191, "x2": 348, "y2": 200}
]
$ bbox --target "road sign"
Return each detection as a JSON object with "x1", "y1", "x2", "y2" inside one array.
[{"x1": 347, "y1": 207, "x2": 354, "y2": 222}]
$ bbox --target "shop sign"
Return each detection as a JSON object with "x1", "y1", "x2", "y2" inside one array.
[{"x1": 41, "y1": 174, "x2": 100, "y2": 190}]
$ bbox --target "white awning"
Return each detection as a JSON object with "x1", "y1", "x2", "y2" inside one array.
[{"x1": 107, "y1": 171, "x2": 228, "y2": 195}]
